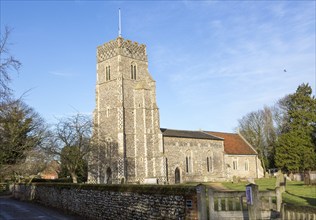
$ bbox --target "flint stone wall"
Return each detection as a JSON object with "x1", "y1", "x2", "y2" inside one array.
[{"x1": 13, "y1": 183, "x2": 197, "y2": 220}]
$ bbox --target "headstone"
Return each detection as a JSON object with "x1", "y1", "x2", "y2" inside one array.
[
  {"x1": 233, "y1": 176, "x2": 239, "y2": 183},
  {"x1": 247, "y1": 177, "x2": 255, "y2": 184},
  {"x1": 144, "y1": 178, "x2": 158, "y2": 184},
  {"x1": 289, "y1": 172, "x2": 294, "y2": 180},
  {"x1": 275, "y1": 171, "x2": 286, "y2": 193}
]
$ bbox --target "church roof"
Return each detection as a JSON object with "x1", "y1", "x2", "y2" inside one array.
[
  {"x1": 161, "y1": 128, "x2": 223, "y2": 140},
  {"x1": 205, "y1": 131, "x2": 257, "y2": 155}
]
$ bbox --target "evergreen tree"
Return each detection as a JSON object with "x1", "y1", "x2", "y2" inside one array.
[
  {"x1": 275, "y1": 83, "x2": 316, "y2": 172},
  {"x1": 0, "y1": 99, "x2": 47, "y2": 181}
]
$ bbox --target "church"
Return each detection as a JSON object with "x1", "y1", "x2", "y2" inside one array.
[{"x1": 87, "y1": 36, "x2": 264, "y2": 184}]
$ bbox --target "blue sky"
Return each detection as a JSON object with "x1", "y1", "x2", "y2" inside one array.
[{"x1": 1, "y1": 1, "x2": 315, "y2": 132}]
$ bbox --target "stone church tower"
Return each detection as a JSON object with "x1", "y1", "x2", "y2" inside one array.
[{"x1": 90, "y1": 37, "x2": 166, "y2": 184}]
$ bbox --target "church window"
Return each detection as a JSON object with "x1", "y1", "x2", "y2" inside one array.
[
  {"x1": 207, "y1": 156, "x2": 213, "y2": 172},
  {"x1": 207, "y1": 157, "x2": 209, "y2": 172},
  {"x1": 233, "y1": 159, "x2": 238, "y2": 170},
  {"x1": 189, "y1": 157, "x2": 192, "y2": 173},
  {"x1": 245, "y1": 160, "x2": 249, "y2": 171},
  {"x1": 131, "y1": 64, "x2": 137, "y2": 80},
  {"x1": 165, "y1": 158, "x2": 168, "y2": 182},
  {"x1": 186, "y1": 156, "x2": 192, "y2": 173},
  {"x1": 186, "y1": 157, "x2": 189, "y2": 173}
]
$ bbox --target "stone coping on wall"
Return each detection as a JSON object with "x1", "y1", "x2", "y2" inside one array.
[{"x1": 24, "y1": 183, "x2": 197, "y2": 196}]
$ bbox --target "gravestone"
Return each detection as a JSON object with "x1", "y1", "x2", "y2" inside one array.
[{"x1": 275, "y1": 171, "x2": 286, "y2": 193}]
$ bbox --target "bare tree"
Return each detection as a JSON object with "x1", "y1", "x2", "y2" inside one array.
[
  {"x1": 0, "y1": 26, "x2": 21, "y2": 99},
  {"x1": 45, "y1": 114, "x2": 92, "y2": 183},
  {"x1": 238, "y1": 106, "x2": 277, "y2": 173},
  {"x1": 238, "y1": 110, "x2": 266, "y2": 172},
  {"x1": 10, "y1": 147, "x2": 52, "y2": 183}
]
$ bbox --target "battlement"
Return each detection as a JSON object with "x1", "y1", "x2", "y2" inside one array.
[{"x1": 97, "y1": 37, "x2": 147, "y2": 63}]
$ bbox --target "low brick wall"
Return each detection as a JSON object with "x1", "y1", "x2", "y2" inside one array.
[{"x1": 13, "y1": 183, "x2": 198, "y2": 220}]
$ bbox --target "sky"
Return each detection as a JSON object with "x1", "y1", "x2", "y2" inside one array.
[{"x1": 1, "y1": 1, "x2": 315, "y2": 133}]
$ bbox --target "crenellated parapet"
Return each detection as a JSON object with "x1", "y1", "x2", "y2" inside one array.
[{"x1": 97, "y1": 37, "x2": 147, "y2": 63}]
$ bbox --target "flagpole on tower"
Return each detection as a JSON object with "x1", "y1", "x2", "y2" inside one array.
[{"x1": 118, "y1": 8, "x2": 122, "y2": 37}]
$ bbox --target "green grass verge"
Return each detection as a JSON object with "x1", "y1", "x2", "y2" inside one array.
[{"x1": 222, "y1": 178, "x2": 316, "y2": 207}]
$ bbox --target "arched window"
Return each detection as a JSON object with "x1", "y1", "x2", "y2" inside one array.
[
  {"x1": 186, "y1": 156, "x2": 189, "y2": 173},
  {"x1": 131, "y1": 63, "x2": 137, "y2": 80},
  {"x1": 206, "y1": 151, "x2": 213, "y2": 172},
  {"x1": 131, "y1": 65, "x2": 133, "y2": 79},
  {"x1": 233, "y1": 158, "x2": 238, "y2": 170},
  {"x1": 175, "y1": 167, "x2": 180, "y2": 184},
  {"x1": 134, "y1": 65, "x2": 136, "y2": 80},
  {"x1": 207, "y1": 157, "x2": 209, "y2": 171},
  {"x1": 185, "y1": 153, "x2": 192, "y2": 173},
  {"x1": 245, "y1": 159, "x2": 249, "y2": 171},
  {"x1": 207, "y1": 156, "x2": 213, "y2": 172},
  {"x1": 106, "y1": 167, "x2": 112, "y2": 184}
]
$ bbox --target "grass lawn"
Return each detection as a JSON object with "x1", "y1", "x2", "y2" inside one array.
[{"x1": 222, "y1": 178, "x2": 316, "y2": 207}]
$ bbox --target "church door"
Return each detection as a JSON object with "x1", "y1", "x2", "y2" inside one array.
[
  {"x1": 175, "y1": 167, "x2": 180, "y2": 184},
  {"x1": 106, "y1": 167, "x2": 112, "y2": 184}
]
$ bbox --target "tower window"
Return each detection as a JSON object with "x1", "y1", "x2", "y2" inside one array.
[
  {"x1": 106, "y1": 107, "x2": 110, "y2": 117},
  {"x1": 131, "y1": 65, "x2": 133, "y2": 79},
  {"x1": 106, "y1": 66, "x2": 111, "y2": 81},
  {"x1": 131, "y1": 64, "x2": 137, "y2": 80}
]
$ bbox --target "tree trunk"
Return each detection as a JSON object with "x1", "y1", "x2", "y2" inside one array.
[{"x1": 70, "y1": 172, "x2": 78, "y2": 183}]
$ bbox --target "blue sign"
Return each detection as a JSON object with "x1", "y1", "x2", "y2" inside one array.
[{"x1": 246, "y1": 186, "x2": 253, "y2": 205}]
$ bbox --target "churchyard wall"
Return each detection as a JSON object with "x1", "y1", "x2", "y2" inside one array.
[{"x1": 12, "y1": 183, "x2": 198, "y2": 220}]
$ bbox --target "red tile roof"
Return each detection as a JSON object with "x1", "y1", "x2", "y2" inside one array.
[{"x1": 205, "y1": 131, "x2": 257, "y2": 155}]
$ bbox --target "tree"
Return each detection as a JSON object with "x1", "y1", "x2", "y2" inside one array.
[
  {"x1": 59, "y1": 145, "x2": 88, "y2": 183},
  {"x1": 0, "y1": 26, "x2": 21, "y2": 99},
  {"x1": 275, "y1": 83, "x2": 316, "y2": 172},
  {"x1": 238, "y1": 106, "x2": 277, "y2": 172},
  {"x1": 0, "y1": 26, "x2": 51, "y2": 182},
  {"x1": 46, "y1": 114, "x2": 92, "y2": 183},
  {"x1": 11, "y1": 147, "x2": 52, "y2": 183},
  {"x1": 0, "y1": 98, "x2": 48, "y2": 181}
]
